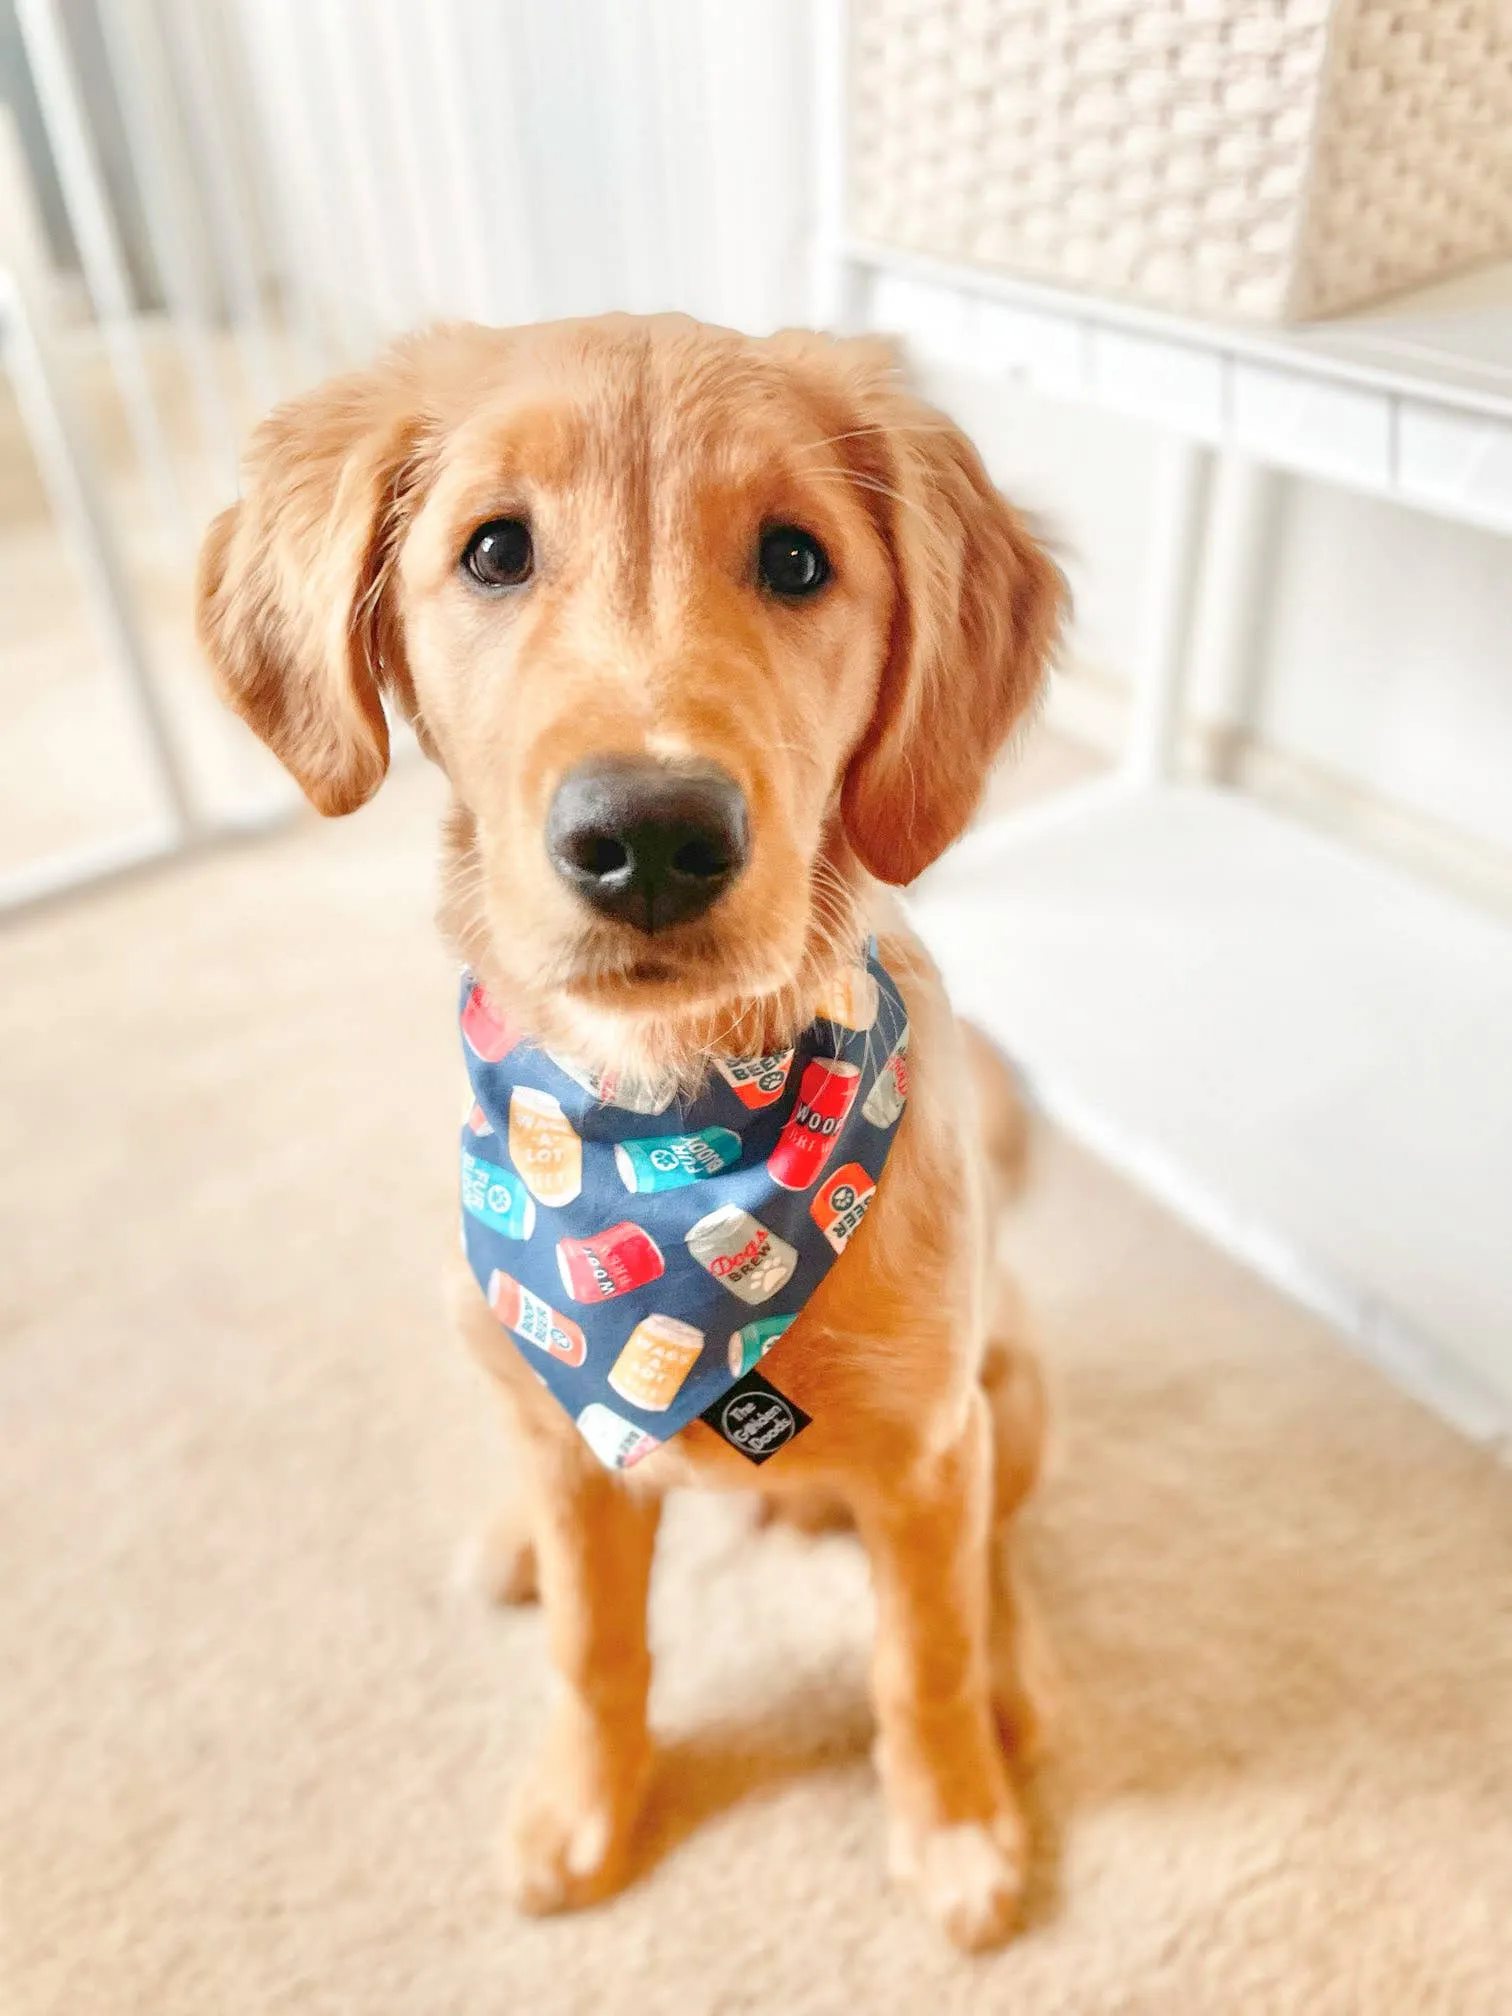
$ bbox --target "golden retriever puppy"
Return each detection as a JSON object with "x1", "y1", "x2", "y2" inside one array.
[{"x1": 197, "y1": 315, "x2": 1063, "y2": 1951}]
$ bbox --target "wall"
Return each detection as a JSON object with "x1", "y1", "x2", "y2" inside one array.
[{"x1": 917, "y1": 364, "x2": 1512, "y2": 889}]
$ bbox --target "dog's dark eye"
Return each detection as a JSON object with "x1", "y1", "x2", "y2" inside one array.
[
  {"x1": 462, "y1": 517, "x2": 533, "y2": 588},
  {"x1": 758, "y1": 526, "x2": 830, "y2": 599}
]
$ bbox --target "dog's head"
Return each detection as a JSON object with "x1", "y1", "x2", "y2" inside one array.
[{"x1": 198, "y1": 316, "x2": 1062, "y2": 1066}]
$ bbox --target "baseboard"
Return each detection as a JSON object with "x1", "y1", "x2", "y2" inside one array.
[{"x1": 1040, "y1": 665, "x2": 1512, "y2": 920}]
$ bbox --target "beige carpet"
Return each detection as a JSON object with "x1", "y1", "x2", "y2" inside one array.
[{"x1": 3, "y1": 760, "x2": 1509, "y2": 2016}]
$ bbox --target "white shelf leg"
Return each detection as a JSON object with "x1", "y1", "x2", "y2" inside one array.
[
  {"x1": 1187, "y1": 452, "x2": 1283, "y2": 781},
  {"x1": 1124, "y1": 433, "x2": 1210, "y2": 789}
]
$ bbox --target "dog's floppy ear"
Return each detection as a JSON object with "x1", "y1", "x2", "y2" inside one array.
[
  {"x1": 827, "y1": 348, "x2": 1066, "y2": 885},
  {"x1": 195, "y1": 341, "x2": 436, "y2": 816}
]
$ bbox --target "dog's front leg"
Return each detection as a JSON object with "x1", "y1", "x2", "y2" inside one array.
[
  {"x1": 504, "y1": 1437, "x2": 660, "y2": 1914},
  {"x1": 852, "y1": 1385, "x2": 1026, "y2": 1952}
]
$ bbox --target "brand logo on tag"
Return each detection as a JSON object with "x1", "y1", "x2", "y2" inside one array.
[{"x1": 701, "y1": 1367, "x2": 810, "y2": 1465}]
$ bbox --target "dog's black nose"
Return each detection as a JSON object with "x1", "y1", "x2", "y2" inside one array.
[{"x1": 545, "y1": 758, "x2": 749, "y2": 934}]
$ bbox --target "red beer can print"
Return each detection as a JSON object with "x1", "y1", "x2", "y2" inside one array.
[
  {"x1": 487, "y1": 1268, "x2": 586, "y2": 1368},
  {"x1": 461, "y1": 982, "x2": 520, "y2": 1062},
  {"x1": 809, "y1": 1160, "x2": 877, "y2": 1253},
  {"x1": 556, "y1": 1221, "x2": 666, "y2": 1304},
  {"x1": 767, "y1": 1057, "x2": 860, "y2": 1190}
]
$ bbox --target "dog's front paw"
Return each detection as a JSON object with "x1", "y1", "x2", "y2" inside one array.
[
  {"x1": 887, "y1": 1804, "x2": 1027, "y2": 1952},
  {"x1": 502, "y1": 1742, "x2": 650, "y2": 1914}
]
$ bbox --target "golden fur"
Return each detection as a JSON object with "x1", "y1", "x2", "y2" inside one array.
[{"x1": 197, "y1": 313, "x2": 1065, "y2": 1951}]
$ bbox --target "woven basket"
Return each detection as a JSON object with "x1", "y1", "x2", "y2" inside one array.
[{"x1": 849, "y1": 0, "x2": 1512, "y2": 322}]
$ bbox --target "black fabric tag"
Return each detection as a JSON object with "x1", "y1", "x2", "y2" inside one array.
[{"x1": 700, "y1": 1368, "x2": 811, "y2": 1465}]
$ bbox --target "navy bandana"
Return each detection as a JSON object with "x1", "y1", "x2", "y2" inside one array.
[{"x1": 459, "y1": 942, "x2": 909, "y2": 1470}]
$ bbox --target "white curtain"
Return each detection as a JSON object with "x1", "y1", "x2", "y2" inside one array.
[{"x1": 222, "y1": 0, "x2": 820, "y2": 374}]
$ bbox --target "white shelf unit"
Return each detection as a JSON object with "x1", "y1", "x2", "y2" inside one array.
[
  {"x1": 845, "y1": 242, "x2": 1512, "y2": 1449},
  {"x1": 918, "y1": 783, "x2": 1512, "y2": 1445},
  {"x1": 850, "y1": 243, "x2": 1512, "y2": 534}
]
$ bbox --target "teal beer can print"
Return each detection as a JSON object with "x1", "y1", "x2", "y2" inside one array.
[
  {"x1": 727, "y1": 1312, "x2": 795, "y2": 1376},
  {"x1": 461, "y1": 1148, "x2": 536, "y2": 1240},
  {"x1": 614, "y1": 1125, "x2": 742, "y2": 1194}
]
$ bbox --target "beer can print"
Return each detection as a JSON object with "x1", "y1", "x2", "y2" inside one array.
[
  {"x1": 555, "y1": 1221, "x2": 665, "y2": 1303},
  {"x1": 546, "y1": 1053, "x2": 676, "y2": 1115},
  {"x1": 767, "y1": 1057, "x2": 860, "y2": 1191},
  {"x1": 509, "y1": 1086, "x2": 582, "y2": 1205},
  {"x1": 614, "y1": 1126, "x2": 742, "y2": 1194},
  {"x1": 576, "y1": 1401, "x2": 660, "y2": 1471},
  {"x1": 714, "y1": 1049, "x2": 794, "y2": 1111},
  {"x1": 686, "y1": 1204, "x2": 799, "y2": 1306},
  {"x1": 727, "y1": 1313, "x2": 795, "y2": 1377},
  {"x1": 815, "y1": 966, "x2": 879, "y2": 1033},
  {"x1": 861, "y1": 1025, "x2": 910, "y2": 1130},
  {"x1": 461, "y1": 981, "x2": 520, "y2": 1062},
  {"x1": 464, "y1": 1100, "x2": 491, "y2": 1136},
  {"x1": 461, "y1": 1148, "x2": 536, "y2": 1240},
  {"x1": 809, "y1": 1160, "x2": 877, "y2": 1254},
  {"x1": 486, "y1": 1268, "x2": 586, "y2": 1367},
  {"x1": 608, "y1": 1314, "x2": 705, "y2": 1411}
]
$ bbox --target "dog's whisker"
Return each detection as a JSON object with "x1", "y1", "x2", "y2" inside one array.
[
  {"x1": 794, "y1": 421, "x2": 959, "y2": 455},
  {"x1": 801, "y1": 466, "x2": 935, "y2": 524}
]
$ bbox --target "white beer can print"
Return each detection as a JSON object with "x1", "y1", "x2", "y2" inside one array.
[
  {"x1": 686, "y1": 1203, "x2": 799, "y2": 1305},
  {"x1": 546, "y1": 1052, "x2": 677, "y2": 1115},
  {"x1": 575, "y1": 1402, "x2": 661, "y2": 1470},
  {"x1": 861, "y1": 1024, "x2": 910, "y2": 1130}
]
